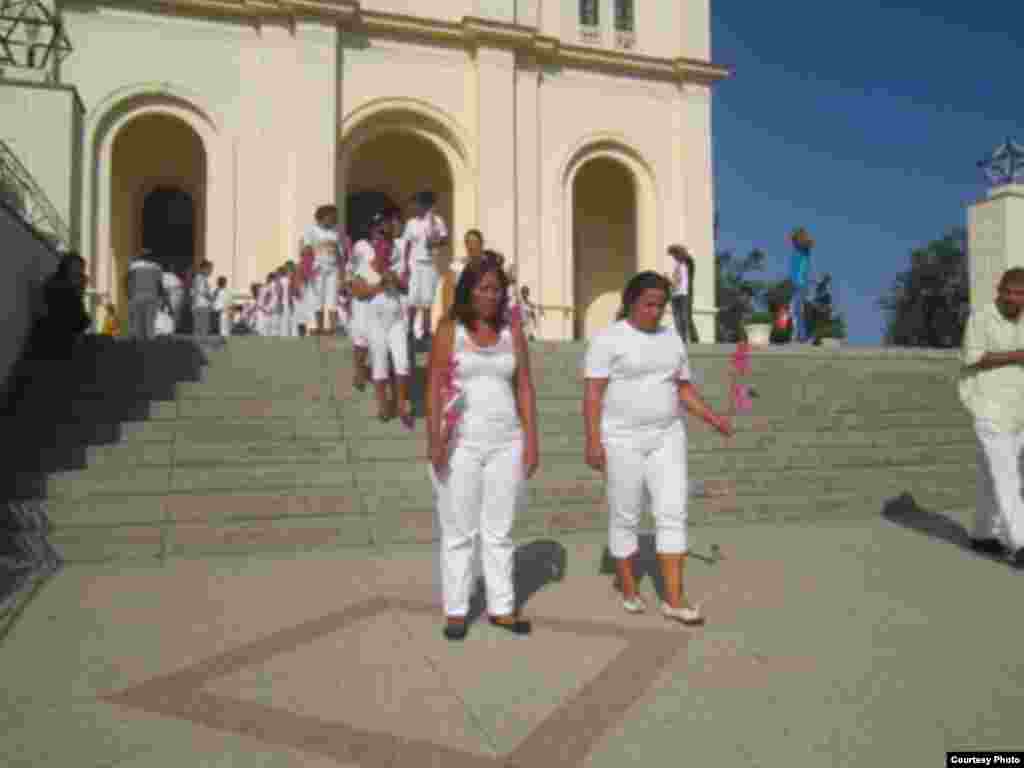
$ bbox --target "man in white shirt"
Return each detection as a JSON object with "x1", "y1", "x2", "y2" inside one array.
[
  {"x1": 668, "y1": 244, "x2": 698, "y2": 343},
  {"x1": 126, "y1": 249, "x2": 166, "y2": 340},
  {"x1": 300, "y1": 205, "x2": 341, "y2": 335},
  {"x1": 958, "y1": 267, "x2": 1024, "y2": 565},
  {"x1": 403, "y1": 190, "x2": 449, "y2": 341},
  {"x1": 191, "y1": 260, "x2": 215, "y2": 340}
]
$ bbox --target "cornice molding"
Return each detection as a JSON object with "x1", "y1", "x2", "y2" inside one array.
[{"x1": 70, "y1": 0, "x2": 731, "y2": 84}]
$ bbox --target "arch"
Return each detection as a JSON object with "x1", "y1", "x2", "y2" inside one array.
[
  {"x1": 556, "y1": 133, "x2": 660, "y2": 340},
  {"x1": 338, "y1": 98, "x2": 475, "y2": 246},
  {"x1": 83, "y1": 84, "x2": 231, "y2": 307}
]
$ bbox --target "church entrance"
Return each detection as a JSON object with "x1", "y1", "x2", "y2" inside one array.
[
  {"x1": 142, "y1": 187, "x2": 195, "y2": 275},
  {"x1": 343, "y1": 131, "x2": 453, "y2": 252},
  {"x1": 573, "y1": 157, "x2": 638, "y2": 339},
  {"x1": 110, "y1": 113, "x2": 206, "y2": 313}
]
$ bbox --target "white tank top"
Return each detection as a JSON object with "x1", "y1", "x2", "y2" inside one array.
[{"x1": 452, "y1": 323, "x2": 522, "y2": 443}]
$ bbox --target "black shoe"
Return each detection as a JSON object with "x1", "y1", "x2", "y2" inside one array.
[
  {"x1": 443, "y1": 621, "x2": 468, "y2": 641},
  {"x1": 969, "y1": 538, "x2": 1006, "y2": 556},
  {"x1": 488, "y1": 616, "x2": 532, "y2": 635},
  {"x1": 1010, "y1": 548, "x2": 1024, "y2": 569}
]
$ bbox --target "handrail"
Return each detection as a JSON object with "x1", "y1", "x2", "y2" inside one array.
[{"x1": 0, "y1": 137, "x2": 70, "y2": 249}]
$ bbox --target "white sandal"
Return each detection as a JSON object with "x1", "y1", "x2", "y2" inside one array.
[
  {"x1": 622, "y1": 594, "x2": 647, "y2": 614},
  {"x1": 661, "y1": 601, "x2": 705, "y2": 626}
]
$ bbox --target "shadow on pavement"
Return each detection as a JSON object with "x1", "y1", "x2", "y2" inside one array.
[
  {"x1": 0, "y1": 335, "x2": 208, "y2": 608},
  {"x1": 881, "y1": 492, "x2": 1009, "y2": 566},
  {"x1": 463, "y1": 539, "x2": 568, "y2": 622},
  {"x1": 598, "y1": 533, "x2": 717, "y2": 603}
]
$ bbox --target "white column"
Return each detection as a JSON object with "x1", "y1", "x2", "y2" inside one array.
[
  {"x1": 475, "y1": 46, "x2": 517, "y2": 260},
  {"x1": 681, "y1": 83, "x2": 716, "y2": 342},
  {"x1": 515, "y1": 53, "x2": 541, "y2": 308},
  {"x1": 968, "y1": 184, "x2": 1024, "y2": 310}
]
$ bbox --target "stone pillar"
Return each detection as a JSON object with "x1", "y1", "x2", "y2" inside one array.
[
  {"x1": 514, "y1": 53, "x2": 541, "y2": 315},
  {"x1": 680, "y1": 84, "x2": 716, "y2": 343},
  {"x1": 474, "y1": 47, "x2": 517, "y2": 260},
  {"x1": 967, "y1": 184, "x2": 1024, "y2": 310}
]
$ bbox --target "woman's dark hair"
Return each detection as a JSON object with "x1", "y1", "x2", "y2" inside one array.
[
  {"x1": 449, "y1": 255, "x2": 510, "y2": 329},
  {"x1": 616, "y1": 271, "x2": 672, "y2": 320}
]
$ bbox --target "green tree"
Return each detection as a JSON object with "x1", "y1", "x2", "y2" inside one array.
[
  {"x1": 715, "y1": 248, "x2": 771, "y2": 342},
  {"x1": 878, "y1": 228, "x2": 969, "y2": 348}
]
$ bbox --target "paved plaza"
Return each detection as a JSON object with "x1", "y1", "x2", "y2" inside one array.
[{"x1": 3, "y1": 510, "x2": 1023, "y2": 767}]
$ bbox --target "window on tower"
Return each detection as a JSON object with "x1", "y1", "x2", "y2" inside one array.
[
  {"x1": 579, "y1": 0, "x2": 599, "y2": 27},
  {"x1": 614, "y1": 0, "x2": 634, "y2": 32}
]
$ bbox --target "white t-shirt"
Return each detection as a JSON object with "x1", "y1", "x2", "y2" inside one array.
[
  {"x1": 212, "y1": 287, "x2": 228, "y2": 312},
  {"x1": 583, "y1": 320, "x2": 692, "y2": 441},
  {"x1": 162, "y1": 271, "x2": 183, "y2": 293},
  {"x1": 959, "y1": 302, "x2": 1024, "y2": 431},
  {"x1": 672, "y1": 261, "x2": 689, "y2": 297},
  {"x1": 402, "y1": 211, "x2": 448, "y2": 264},
  {"x1": 302, "y1": 224, "x2": 340, "y2": 269},
  {"x1": 351, "y1": 239, "x2": 404, "y2": 304}
]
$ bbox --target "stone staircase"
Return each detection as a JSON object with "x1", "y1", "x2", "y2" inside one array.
[{"x1": 2, "y1": 336, "x2": 977, "y2": 563}]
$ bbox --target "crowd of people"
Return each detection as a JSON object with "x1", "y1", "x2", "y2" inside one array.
[{"x1": 24, "y1": 197, "x2": 1024, "y2": 645}]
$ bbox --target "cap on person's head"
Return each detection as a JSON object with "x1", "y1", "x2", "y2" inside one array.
[{"x1": 415, "y1": 190, "x2": 436, "y2": 208}]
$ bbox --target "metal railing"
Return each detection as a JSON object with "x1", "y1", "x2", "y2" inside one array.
[{"x1": 0, "y1": 137, "x2": 69, "y2": 249}]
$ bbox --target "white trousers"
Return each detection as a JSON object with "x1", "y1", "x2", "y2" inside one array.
[
  {"x1": 408, "y1": 262, "x2": 439, "y2": 308},
  {"x1": 367, "y1": 299, "x2": 410, "y2": 381},
  {"x1": 973, "y1": 419, "x2": 1024, "y2": 550},
  {"x1": 605, "y1": 422, "x2": 688, "y2": 559},
  {"x1": 431, "y1": 436, "x2": 524, "y2": 617},
  {"x1": 310, "y1": 264, "x2": 339, "y2": 312}
]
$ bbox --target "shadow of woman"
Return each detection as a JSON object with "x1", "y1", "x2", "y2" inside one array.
[
  {"x1": 881, "y1": 492, "x2": 1009, "y2": 565},
  {"x1": 463, "y1": 539, "x2": 568, "y2": 621}
]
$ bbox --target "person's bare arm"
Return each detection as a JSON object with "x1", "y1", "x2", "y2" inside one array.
[
  {"x1": 968, "y1": 351, "x2": 1024, "y2": 371},
  {"x1": 349, "y1": 276, "x2": 385, "y2": 301},
  {"x1": 583, "y1": 379, "x2": 608, "y2": 471},
  {"x1": 678, "y1": 381, "x2": 733, "y2": 436},
  {"x1": 513, "y1": 323, "x2": 539, "y2": 475},
  {"x1": 426, "y1": 318, "x2": 453, "y2": 464}
]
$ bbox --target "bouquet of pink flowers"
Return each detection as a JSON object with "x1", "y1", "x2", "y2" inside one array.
[
  {"x1": 729, "y1": 341, "x2": 753, "y2": 414},
  {"x1": 440, "y1": 357, "x2": 464, "y2": 447}
]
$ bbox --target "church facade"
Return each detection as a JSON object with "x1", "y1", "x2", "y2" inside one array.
[{"x1": 1, "y1": 0, "x2": 727, "y2": 340}]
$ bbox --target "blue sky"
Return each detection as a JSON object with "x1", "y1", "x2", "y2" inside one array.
[{"x1": 710, "y1": 1, "x2": 1023, "y2": 345}]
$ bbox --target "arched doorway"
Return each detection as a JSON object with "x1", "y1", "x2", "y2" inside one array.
[
  {"x1": 572, "y1": 157, "x2": 637, "y2": 339},
  {"x1": 109, "y1": 113, "x2": 206, "y2": 313},
  {"x1": 343, "y1": 131, "x2": 454, "y2": 253},
  {"x1": 142, "y1": 187, "x2": 195, "y2": 275},
  {"x1": 345, "y1": 189, "x2": 398, "y2": 243}
]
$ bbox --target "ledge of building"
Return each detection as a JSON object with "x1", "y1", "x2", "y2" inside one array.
[{"x1": 77, "y1": 0, "x2": 730, "y2": 84}]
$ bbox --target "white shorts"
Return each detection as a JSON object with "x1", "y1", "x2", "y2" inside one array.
[
  {"x1": 408, "y1": 262, "x2": 439, "y2": 307},
  {"x1": 310, "y1": 263, "x2": 339, "y2": 312},
  {"x1": 350, "y1": 299, "x2": 369, "y2": 348}
]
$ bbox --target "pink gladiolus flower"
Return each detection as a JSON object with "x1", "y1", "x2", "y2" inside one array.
[
  {"x1": 731, "y1": 341, "x2": 752, "y2": 376},
  {"x1": 731, "y1": 382, "x2": 753, "y2": 413},
  {"x1": 508, "y1": 303, "x2": 523, "y2": 331}
]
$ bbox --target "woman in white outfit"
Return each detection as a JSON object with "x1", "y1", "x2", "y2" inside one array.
[
  {"x1": 350, "y1": 214, "x2": 413, "y2": 426},
  {"x1": 583, "y1": 271, "x2": 733, "y2": 626},
  {"x1": 427, "y1": 256, "x2": 539, "y2": 641}
]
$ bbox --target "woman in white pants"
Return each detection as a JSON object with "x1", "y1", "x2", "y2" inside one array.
[
  {"x1": 350, "y1": 214, "x2": 413, "y2": 425},
  {"x1": 427, "y1": 255, "x2": 539, "y2": 641},
  {"x1": 583, "y1": 271, "x2": 732, "y2": 625}
]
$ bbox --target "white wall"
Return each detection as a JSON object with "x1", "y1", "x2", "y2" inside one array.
[{"x1": 0, "y1": 82, "x2": 81, "y2": 242}]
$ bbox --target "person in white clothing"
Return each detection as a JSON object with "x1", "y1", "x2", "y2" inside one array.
[
  {"x1": 212, "y1": 276, "x2": 231, "y2": 337},
  {"x1": 161, "y1": 269, "x2": 185, "y2": 333},
  {"x1": 350, "y1": 214, "x2": 413, "y2": 425},
  {"x1": 404, "y1": 190, "x2": 449, "y2": 341},
  {"x1": 959, "y1": 267, "x2": 1024, "y2": 565},
  {"x1": 191, "y1": 260, "x2": 215, "y2": 339},
  {"x1": 668, "y1": 244, "x2": 698, "y2": 343},
  {"x1": 583, "y1": 271, "x2": 732, "y2": 626},
  {"x1": 300, "y1": 205, "x2": 341, "y2": 335},
  {"x1": 254, "y1": 273, "x2": 277, "y2": 336},
  {"x1": 426, "y1": 259, "x2": 539, "y2": 641}
]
